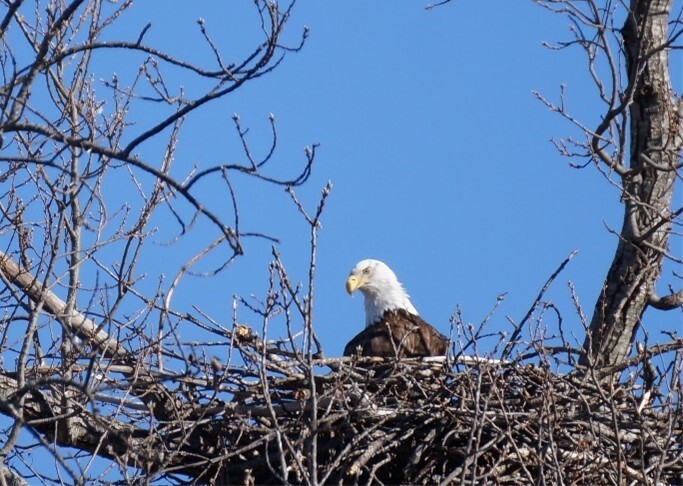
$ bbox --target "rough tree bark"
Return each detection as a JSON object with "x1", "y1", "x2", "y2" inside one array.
[{"x1": 581, "y1": 0, "x2": 683, "y2": 368}]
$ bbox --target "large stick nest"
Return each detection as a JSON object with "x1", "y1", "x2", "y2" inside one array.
[{"x1": 195, "y1": 347, "x2": 682, "y2": 485}]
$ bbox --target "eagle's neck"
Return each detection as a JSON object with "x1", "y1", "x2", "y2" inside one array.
[{"x1": 361, "y1": 284, "x2": 418, "y2": 328}]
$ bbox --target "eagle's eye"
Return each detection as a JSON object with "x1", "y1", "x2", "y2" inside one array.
[{"x1": 362, "y1": 267, "x2": 370, "y2": 275}]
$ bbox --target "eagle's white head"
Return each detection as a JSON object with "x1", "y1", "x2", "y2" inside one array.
[{"x1": 346, "y1": 259, "x2": 419, "y2": 328}]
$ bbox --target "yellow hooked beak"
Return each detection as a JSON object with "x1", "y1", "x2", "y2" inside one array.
[{"x1": 346, "y1": 274, "x2": 364, "y2": 294}]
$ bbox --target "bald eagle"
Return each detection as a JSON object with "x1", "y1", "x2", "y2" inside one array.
[{"x1": 343, "y1": 259, "x2": 448, "y2": 358}]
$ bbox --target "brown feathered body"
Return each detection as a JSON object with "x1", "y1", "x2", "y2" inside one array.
[{"x1": 343, "y1": 308, "x2": 448, "y2": 358}]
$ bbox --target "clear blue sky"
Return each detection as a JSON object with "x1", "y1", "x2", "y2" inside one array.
[
  {"x1": 3, "y1": 1, "x2": 681, "y2": 482},
  {"x1": 100, "y1": 1, "x2": 679, "y2": 359}
]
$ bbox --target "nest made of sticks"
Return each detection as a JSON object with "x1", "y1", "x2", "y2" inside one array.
[{"x1": 196, "y1": 354, "x2": 682, "y2": 485}]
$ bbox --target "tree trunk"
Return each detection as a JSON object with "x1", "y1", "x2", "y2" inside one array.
[{"x1": 582, "y1": 0, "x2": 683, "y2": 368}]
